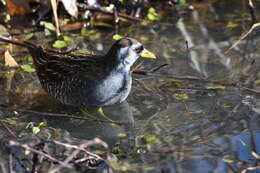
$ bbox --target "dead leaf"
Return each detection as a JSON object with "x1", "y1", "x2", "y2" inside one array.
[
  {"x1": 0, "y1": 24, "x2": 10, "y2": 37},
  {"x1": 6, "y1": 0, "x2": 30, "y2": 15},
  {"x1": 61, "y1": 22, "x2": 84, "y2": 31},
  {"x1": 5, "y1": 70, "x2": 16, "y2": 91},
  {"x1": 4, "y1": 50, "x2": 19, "y2": 67}
]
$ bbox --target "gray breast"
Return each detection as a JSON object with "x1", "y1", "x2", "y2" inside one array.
[
  {"x1": 40, "y1": 70, "x2": 132, "y2": 107},
  {"x1": 81, "y1": 71, "x2": 132, "y2": 106}
]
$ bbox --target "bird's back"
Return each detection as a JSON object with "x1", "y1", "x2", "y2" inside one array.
[{"x1": 30, "y1": 48, "x2": 116, "y2": 106}]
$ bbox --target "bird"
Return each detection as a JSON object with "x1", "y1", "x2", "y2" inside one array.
[{"x1": 0, "y1": 36, "x2": 156, "y2": 106}]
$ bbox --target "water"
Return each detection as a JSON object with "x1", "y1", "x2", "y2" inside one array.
[{"x1": 1, "y1": 1, "x2": 260, "y2": 172}]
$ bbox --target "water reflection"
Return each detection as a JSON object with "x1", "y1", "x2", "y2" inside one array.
[
  {"x1": 133, "y1": 93, "x2": 260, "y2": 173},
  {"x1": 41, "y1": 101, "x2": 135, "y2": 147}
]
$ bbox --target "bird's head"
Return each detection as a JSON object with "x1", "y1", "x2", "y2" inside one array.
[{"x1": 107, "y1": 38, "x2": 156, "y2": 70}]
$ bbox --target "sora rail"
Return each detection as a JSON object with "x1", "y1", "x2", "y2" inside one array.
[{"x1": 0, "y1": 37, "x2": 156, "y2": 106}]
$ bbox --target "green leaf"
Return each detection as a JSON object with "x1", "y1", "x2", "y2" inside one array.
[
  {"x1": 32, "y1": 126, "x2": 40, "y2": 134},
  {"x1": 40, "y1": 21, "x2": 56, "y2": 36},
  {"x1": 81, "y1": 27, "x2": 90, "y2": 36},
  {"x1": 140, "y1": 35, "x2": 149, "y2": 41},
  {"x1": 21, "y1": 64, "x2": 36, "y2": 72},
  {"x1": 141, "y1": 134, "x2": 158, "y2": 144},
  {"x1": 63, "y1": 36, "x2": 73, "y2": 45},
  {"x1": 93, "y1": 150, "x2": 105, "y2": 155},
  {"x1": 146, "y1": 8, "x2": 161, "y2": 21},
  {"x1": 2, "y1": 118, "x2": 17, "y2": 125},
  {"x1": 113, "y1": 34, "x2": 123, "y2": 40},
  {"x1": 140, "y1": 21, "x2": 149, "y2": 26},
  {"x1": 221, "y1": 104, "x2": 232, "y2": 108},
  {"x1": 20, "y1": 33, "x2": 34, "y2": 41},
  {"x1": 38, "y1": 122, "x2": 46, "y2": 127},
  {"x1": 223, "y1": 155, "x2": 235, "y2": 163},
  {"x1": 206, "y1": 85, "x2": 226, "y2": 90},
  {"x1": 117, "y1": 133, "x2": 127, "y2": 137},
  {"x1": 226, "y1": 21, "x2": 238, "y2": 29},
  {"x1": 112, "y1": 146, "x2": 124, "y2": 154},
  {"x1": 179, "y1": 0, "x2": 187, "y2": 5},
  {"x1": 52, "y1": 40, "x2": 67, "y2": 48},
  {"x1": 172, "y1": 93, "x2": 188, "y2": 100},
  {"x1": 89, "y1": 32, "x2": 101, "y2": 40},
  {"x1": 81, "y1": 28, "x2": 100, "y2": 38},
  {"x1": 166, "y1": 135, "x2": 174, "y2": 142},
  {"x1": 44, "y1": 28, "x2": 52, "y2": 36},
  {"x1": 40, "y1": 21, "x2": 56, "y2": 31},
  {"x1": 93, "y1": 22, "x2": 113, "y2": 28}
]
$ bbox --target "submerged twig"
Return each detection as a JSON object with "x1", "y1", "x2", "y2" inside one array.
[
  {"x1": 8, "y1": 140, "x2": 71, "y2": 168},
  {"x1": 15, "y1": 109, "x2": 122, "y2": 125},
  {"x1": 241, "y1": 166, "x2": 260, "y2": 173},
  {"x1": 48, "y1": 138, "x2": 109, "y2": 173},
  {"x1": 224, "y1": 23, "x2": 260, "y2": 54},
  {"x1": 0, "y1": 120, "x2": 17, "y2": 137},
  {"x1": 134, "y1": 70, "x2": 229, "y2": 85},
  {"x1": 149, "y1": 64, "x2": 168, "y2": 73},
  {"x1": 7, "y1": 138, "x2": 110, "y2": 173},
  {"x1": 52, "y1": 140, "x2": 104, "y2": 161},
  {"x1": 134, "y1": 70, "x2": 260, "y2": 95}
]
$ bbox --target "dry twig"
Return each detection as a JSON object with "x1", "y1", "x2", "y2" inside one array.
[{"x1": 78, "y1": 4, "x2": 175, "y2": 27}]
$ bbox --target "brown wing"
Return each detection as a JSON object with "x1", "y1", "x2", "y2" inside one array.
[{"x1": 35, "y1": 50, "x2": 107, "y2": 82}]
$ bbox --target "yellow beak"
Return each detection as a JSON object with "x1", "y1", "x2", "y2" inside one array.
[{"x1": 140, "y1": 48, "x2": 156, "y2": 59}]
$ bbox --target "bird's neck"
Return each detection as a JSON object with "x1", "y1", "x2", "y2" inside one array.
[
  {"x1": 105, "y1": 50, "x2": 131, "y2": 73},
  {"x1": 115, "y1": 63, "x2": 131, "y2": 73}
]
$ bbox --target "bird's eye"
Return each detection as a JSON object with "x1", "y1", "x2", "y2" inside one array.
[{"x1": 134, "y1": 46, "x2": 143, "y2": 54}]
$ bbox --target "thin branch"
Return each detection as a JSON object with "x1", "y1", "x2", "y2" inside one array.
[
  {"x1": 78, "y1": 4, "x2": 175, "y2": 27},
  {"x1": 133, "y1": 70, "x2": 260, "y2": 95},
  {"x1": 149, "y1": 64, "x2": 168, "y2": 73},
  {"x1": 0, "y1": 120, "x2": 17, "y2": 137},
  {"x1": 133, "y1": 70, "x2": 229, "y2": 85},
  {"x1": 8, "y1": 140, "x2": 72, "y2": 169},
  {"x1": 15, "y1": 109, "x2": 122, "y2": 125},
  {"x1": 241, "y1": 165, "x2": 260, "y2": 173},
  {"x1": 48, "y1": 138, "x2": 109, "y2": 173},
  {"x1": 52, "y1": 140, "x2": 104, "y2": 161},
  {"x1": 224, "y1": 23, "x2": 260, "y2": 54}
]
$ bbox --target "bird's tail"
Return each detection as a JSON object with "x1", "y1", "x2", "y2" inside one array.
[{"x1": 0, "y1": 36, "x2": 46, "y2": 67}]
